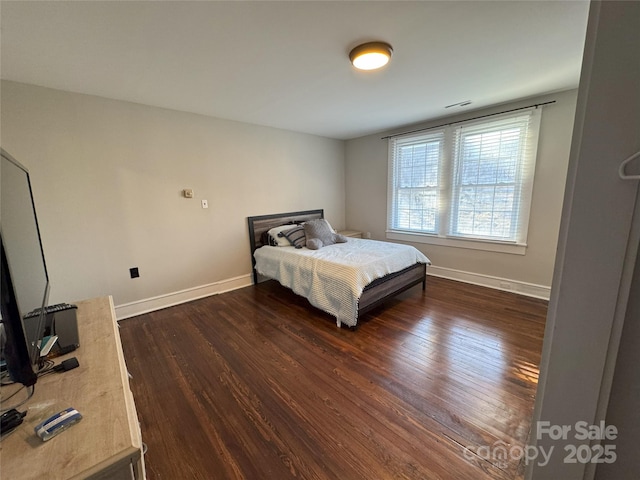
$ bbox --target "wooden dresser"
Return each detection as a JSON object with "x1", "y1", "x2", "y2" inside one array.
[{"x1": 1, "y1": 296, "x2": 145, "y2": 479}]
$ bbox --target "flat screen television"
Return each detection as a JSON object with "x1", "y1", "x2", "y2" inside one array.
[{"x1": 0, "y1": 149, "x2": 50, "y2": 388}]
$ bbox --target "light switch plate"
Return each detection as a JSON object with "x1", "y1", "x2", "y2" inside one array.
[{"x1": 201, "y1": 199, "x2": 208, "y2": 209}]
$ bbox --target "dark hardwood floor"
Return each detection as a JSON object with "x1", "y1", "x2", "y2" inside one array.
[{"x1": 119, "y1": 276, "x2": 547, "y2": 480}]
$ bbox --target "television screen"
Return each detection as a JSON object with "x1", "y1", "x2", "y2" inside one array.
[{"x1": 0, "y1": 149, "x2": 50, "y2": 387}]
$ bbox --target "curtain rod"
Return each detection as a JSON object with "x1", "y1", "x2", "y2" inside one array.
[{"x1": 381, "y1": 100, "x2": 556, "y2": 140}]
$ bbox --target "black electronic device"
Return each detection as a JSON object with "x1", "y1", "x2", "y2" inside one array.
[
  {"x1": 1, "y1": 408, "x2": 26, "y2": 437},
  {"x1": 0, "y1": 149, "x2": 50, "y2": 388},
  {"x1": 25, "y1": 303, "x2": 79, "y2": 351}
]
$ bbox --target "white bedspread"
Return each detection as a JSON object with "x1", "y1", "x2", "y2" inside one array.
[{"x1": 253, "y1": 238, "x2": 430, "y2": 327}]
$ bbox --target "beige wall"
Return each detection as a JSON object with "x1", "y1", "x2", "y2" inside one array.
[
  {"x1": 1, "y1": 80, "x2": 576, "y2": 311},
  {"x1": 1, "y1": 81, "x2": 345, "y2": 309},
  {"x1": 345, "y1": 89, "x2": 578, "y2": 290}
]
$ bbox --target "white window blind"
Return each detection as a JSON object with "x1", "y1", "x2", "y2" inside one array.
[
  {"x1": 387, "y1": 109, "x2": 541, "y2": 251},
  {"x1": 388, "y1": 131, "x2": 443, "y2": 234}
]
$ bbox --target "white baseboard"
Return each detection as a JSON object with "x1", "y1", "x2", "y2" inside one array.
[
  {"x1": 427, "y1": 265, "x2": 551, "y2": 300},
  {"x1": 115, "y1": 274, "x2": 253, "y2": 320},
  {"x1": 114, "y1": 266, "x2": 549, "y2": 320}
]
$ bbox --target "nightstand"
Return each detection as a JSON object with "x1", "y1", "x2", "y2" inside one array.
[{"x1": 338, "y1": 230, "x2": 363, "y2": 239}]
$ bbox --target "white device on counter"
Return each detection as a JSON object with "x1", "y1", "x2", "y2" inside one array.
[{"x1": 34, "y1": 407, "x2": 82, "y2": 441}]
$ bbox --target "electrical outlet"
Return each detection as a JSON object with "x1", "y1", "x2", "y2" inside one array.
[
  {"x1": 129, "y1": 267, "x2": 140, "y2": 279},
  {"x1": 201, "y1": 199, "x2": 208, "y2": 209}
]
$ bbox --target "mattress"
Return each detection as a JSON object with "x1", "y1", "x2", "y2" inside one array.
[{"x1": 253, "y1": 238, "x2": 430, "y2": 327}]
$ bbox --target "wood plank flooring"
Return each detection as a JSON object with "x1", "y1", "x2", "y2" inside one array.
[{"x1": 119, "y1": 276, "x2": 547, "y2": 480}]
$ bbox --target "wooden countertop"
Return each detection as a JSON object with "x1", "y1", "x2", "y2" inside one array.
[{"x1": 0, "y1": 296, "x2": 142, "y2": 479}]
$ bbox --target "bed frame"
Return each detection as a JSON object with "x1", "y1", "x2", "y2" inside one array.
[{"x1": 247, "y1": 209, "x2": 426, "y2": 326}]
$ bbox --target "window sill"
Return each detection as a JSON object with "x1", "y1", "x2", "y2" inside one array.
[{"x1": 386, "y1": 230, "x2": 527, "y2": 255}]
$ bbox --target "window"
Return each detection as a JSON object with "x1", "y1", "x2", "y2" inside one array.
[
  {"x1": 387, "y1": 109, "x2": 541, "y2": 254},
  {"x1": 391, "y1": 131, "x2": 443, "y2": 234}
]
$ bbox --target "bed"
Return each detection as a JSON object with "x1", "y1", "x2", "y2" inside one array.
[{"x1": 248, "y1": 209, "x2": 430, "y2": 328}]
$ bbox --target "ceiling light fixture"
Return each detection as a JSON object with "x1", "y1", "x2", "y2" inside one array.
[{"x1": 349, "y1": 42, "x2": 393, "y2": 70}]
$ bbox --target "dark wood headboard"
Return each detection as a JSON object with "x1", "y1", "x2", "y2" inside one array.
[{"x1": 247, "y1": 209, "x2": 324, "y2": 284}]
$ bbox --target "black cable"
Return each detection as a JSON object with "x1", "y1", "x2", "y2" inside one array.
[
  {"x1": 1, "y1": 357, "x2": 55, "y2": 386},
  {"x1": 1, "y1": 358, "x2": 77, "y2": 413},
  {"x1": 0, "y1": 384, "x2": 34, "y2": 414},
  {"x1": 38, "y1": 357, "x2": 79, "y2": 378},
  {"x1": 1, "y1": 384, "x2": 25, "y2": 403}
]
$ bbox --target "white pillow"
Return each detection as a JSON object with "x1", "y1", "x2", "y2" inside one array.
[{"x1": 267, "y1": 224, "x2": 298, "y2": 247}]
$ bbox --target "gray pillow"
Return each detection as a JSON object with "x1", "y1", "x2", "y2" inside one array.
[
  {"x1": 280, "y1": 226, "x2": 306, "y2": 248},
  {"x1": 335, "y1": 233, "x2": 348, "y2": 243},
  {"x1": 306, "y1": 238, "x2": 323, "y2": 250},
  {"x1": 303, "y1": 219, "x2": 347, "y2": 250}
]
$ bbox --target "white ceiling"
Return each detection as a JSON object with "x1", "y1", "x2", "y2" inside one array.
[{"x1": 0, "y1": 1, "x2": 590, "y2": 140}]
